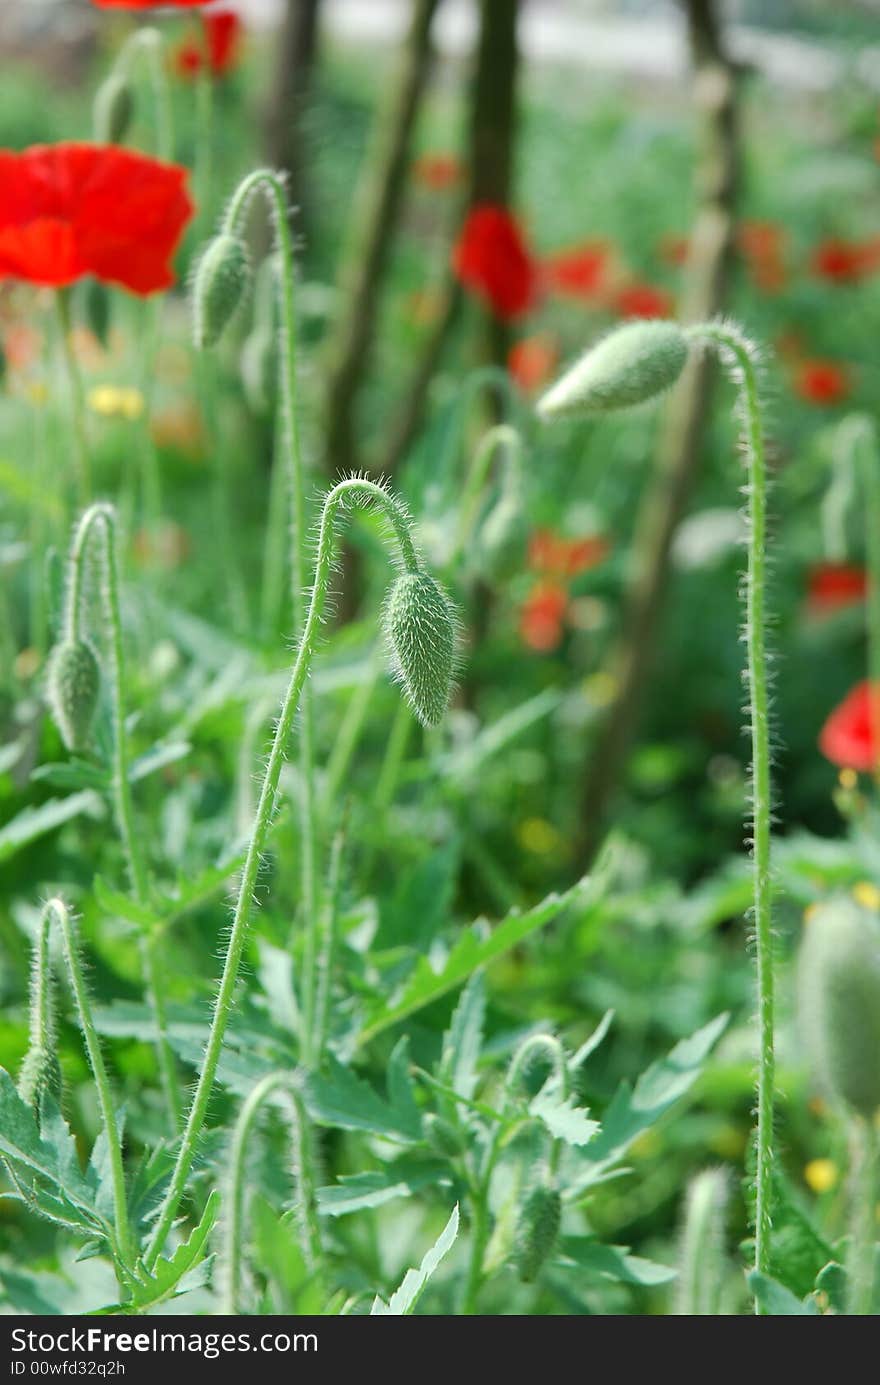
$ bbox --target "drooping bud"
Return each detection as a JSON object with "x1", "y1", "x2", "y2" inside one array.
[
  {"x1": 17, "y1": 1046, "x2": 63, "y2": 1114},
  {"x1": 192, "y1": 233, "x2": 251, "y2": 349},
  {"x1": 512, "y1": 1181, "x2": 562, "y2": 1283},
  {"x1": 798, "y1": 897, "x2": 880, "y2": 1119},
  {"x1": 46, "y1": 639, "x2": 101, "y2": 752},
  {"x1": 384, "y1": 568, "x2": 457, "y2": 727},
  {"x1": 93, "y1": 72, "x2": 135, "y2": 146},
  {"x1": 537, "y1": 320, "x2": 689, "y2": 419}
]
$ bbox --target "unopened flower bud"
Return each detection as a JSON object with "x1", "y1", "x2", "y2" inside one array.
[
  {"x1": 47, "y1": 639, "x2": 101, "y2": 752},
  {"x1": 192, "y1": 233, "x2": 251, "y2": 349},
  {"x1": 384, "y1": 568, "x2": 457, "y2": 727},
  {"x1": 537, "y1": 321, "x2": 689, "y2": 418}
]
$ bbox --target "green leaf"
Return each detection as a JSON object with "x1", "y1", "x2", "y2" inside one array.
[
  {"x1": 0, "y1": 791, "x2": 106, "y2": 863},
  {"x1": 0, "y1": 1072, "x2": 107, "y2": 1237},
  {"x1": 747, "y1": 1271, "x2": 820, "y2": 1315},
  {"x1": 358, "y1": 882, "x2": 588, "y2": 1046},
  {"x1": 568, "y1": 1014, "x2": 729, "y2": 1192},
  {"x1": 815, "y1": 1261, "x2": 846, "y2": 1314},
  {"x1": 569, "y1": 1010, "x2": 614, "y2": 1070},
  {"x1": 530, "y1": 1091, "x2": 599, "y2": 1148},
  {"x1": 317, "y1": 1160, "x2": 450, "y2": 1217},
  {"x1": 371, "y1": 1204, "x2": 459, "y2": 1315},
  {"x1": 560, "y1": 1237, "x2": 676, "y2": 1286},
  {"x1": 437, "y1": 690, "x2": 561, "y2": 782},
  {"x1": 440, "y1": 972, "x2": 485, "y2": 1101},
  {"x1": 306, "y1": 1054, "x2": 422, "y2": 1142},
  {"x1": 98, "y1": 1192, "x2": 219, "y2": 1314}
]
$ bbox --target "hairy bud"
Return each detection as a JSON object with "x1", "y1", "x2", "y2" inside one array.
[
  {"x1": 192, "y1": 233, "x2": 251, "y2": 349},
  {"x1": 512, "y1": 1182, "x2": 561, "y2": 1283},
  {"x1": 17, "y1": 1046, "x2": 63, "y2": 1114},
  {"x1": 537, "y1": 321, "x2": 689, "y2": 418},
  {"x1": 47, "y1": 639, "x2": 101, "y2": 752},
  {"x1": 798, "y1": 897, "x2": 880, "y2": 1119},
  {"x1": 93, "y1": 72, "x2": 134, "y2": 146},
  {"x1": 384, "y1": 569, "x2": 456, "y2": 727}
]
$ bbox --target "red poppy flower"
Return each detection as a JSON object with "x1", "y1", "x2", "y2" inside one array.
[
  {"x1": 541, "y1": 240, "x2": 608, "y2": 299},
  {"x1": 613, "y1": 281, "x2": 673, "y2": 319},
  {"x1": 810, "y1": 237, "x2": 879, "y2": 284},
  {"x1": 412, "y1": 153, "x2": 463, "y2": 192},
  {"x1": 793, "y1": 359, "x2": 850, "y2": 406},
  {"x1": 806, "y1": 563, "x2": 867, "y2": 617},
  {"x1": 507, "y1": 334, "x2": 558, "y2": 393},
  {"x1": 452, "y1": 204, "x2": 536, "y2": 321},
  {"x1": 520, "y1": 582, "x2": 568, "y2": 653},
  {"x1": 738, "y1": 221, "x2": 784, "y2": 261},
  {"x1": 819, "y1": 681, "x2": 880, "y2": 772},
  {"x1": 174, "y1": 11, "x2": 242, "y2": 78},
  {"x1": 0, "y1": 144, "x2": 193, "y2": 295},
  {"x1": 528, "y1": 528, "x2": 609, "y2": 580}
]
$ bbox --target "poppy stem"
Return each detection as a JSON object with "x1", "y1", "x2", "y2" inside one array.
[
  {"x1": 223, "y1": 169, "x2": 319, "y2": 1049},
  {"x1": 55, "y1": 290, "x2": 91, "y2": 506},
  {"x1": 688, "y1": 320, "x2": 774, "y2": 1307},
  {"x1": 454, "y1": 422, "x2": 523, "y2": 564},
  {"x1": 196, "y1": 69, "x2": 214, "y2": 232},
  {"x1": 854, "y1": 418, "x2": 880, "y2": 776},
  {"x1": 143, "y1": 478, "x2": 421, "y2": 1271},
  {"x1": 847, "y1": 1116, "x2": 878, "y2": 1315}
]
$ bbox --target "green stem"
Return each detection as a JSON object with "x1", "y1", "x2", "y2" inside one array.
[
  {"x1": 306, "y1": 826, "x2": 345, "y2": 1069},
  {"x1": 440, "y1": 364, "x2": 520, "y2": 480},
  {"x1": 320, "y1": 647, "x2": 382, "y2": 816},
  {"x1": 848, "y1": 1117, "x2": 878, "y2": 1315},
  {"x1": 855, "y1": 419, "x2": 880, "y2": 775},
  {"x1": 453, "y1": 422, "x2": 523, "y2": 563},
  {"x1": 144, "y1": 477, "x2": 419, "y2": 1269},
  {"x1": 195, "y1": 68, "x2": 214, "y2": 232},
  {"x1": 65, "y1": 505, "x2": 181, "y2": 1132},
  {"x1": 375, "y1": 696, "x2": 414, "y2": 810},
  {"x1": 115, "y1": 27, "x2": 173, "y2": 161},
  {"x1": 691, "y1": 321, "x2": 774, "y2": 1300},
  {"x1": 48, "y1": 898, "x2": 134, "y2": 1267},
  {"x1": 225, "y1": 170, "x2": 318, "y2": 1045},
  {"x1": 259, "y1": 405, "x2": 289, "y2": 643},
  {"x1": 55, "y1": 291, "x2": 91, "y2": 505}
]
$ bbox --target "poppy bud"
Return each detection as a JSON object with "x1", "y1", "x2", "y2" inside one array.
[
  {"x1": 423, "y1": 1113, "x2": 464, "y2": 1158},
  {"x1": 192, "y1": 233, "x2": 251, "y2": 349},
  {"x1": 383, "y1": 568, "x2": 457, "y2": 727},
  {"x1": 47, "y1": 639, "x2": 101, "y2": 752},
  {"x1": 798, "y1": 897, "x2": 880, "y2": 1119},
  {"x1": 512, "y1": 1181, "x2": 561, "y2": 1283},
  {"x1": 537, "y1": 320, "x2": 689, "y2": 418},
  {"x1": 16, "y1": 1046, "x2": 63, "y2": 1115},
  {"x1": 93, "y1": 73, "x2": 135, "y2": 146}
]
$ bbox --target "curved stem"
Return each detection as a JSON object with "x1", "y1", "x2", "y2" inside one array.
[
  {"x1": 145, "y1": 478, "x2": 419, "y2": 1268},
  {"x1": 47, "y1": 898, "x2": 134, "y2": 1267},
  {"x1": 454, "y1": 423, "x2": 523, "y2": 564},
  {"x1": 440, "y1": 364, "x2": 520, "y2": 480},
  {"x1": 690, "y1": 321, "x2": 774, "y2": 1299},
  {"x1": 55, "y1": 291, "x2": 91, "y2": 506},
  {"x1": 225, "y1": 170, "x2": 318, "y2": 1035}
]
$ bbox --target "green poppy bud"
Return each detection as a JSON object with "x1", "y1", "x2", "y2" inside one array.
[
  {"x1": 384, "y1": 568, "x2": 457, "y2": 727},
  {"x1": 47, "y1": 639, "x2": 101, "y2": 752},
  {"x1": 93, "y1": 72, "x2": 135, "y2": 146},
  {"x1": 17, "y1": 1046, "x2": 63, "y2": 1115},
  {"x1": 512, "y1": 1182, "x2": 561, "y2": 1283},
  {"x1": 537, "y1": 320, "x2": 690, "y2": 418},
  {"x1": 192, "y1": 233, "x2": 251, "y2": 349},
  {"x1": 798, "y1": 897, "x2": 880, "y2": 1119}
]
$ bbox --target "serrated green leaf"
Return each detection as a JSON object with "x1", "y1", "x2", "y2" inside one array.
[
  {"x1": 371, "y1": 1204, "x2": 459, "y2": 1315},
  {"x1": 358, "y1": 882, "x2": 587, "y2": 1047},
  {"x1": 530, "y1": 1092, "x2": 599, "y2": 1148},
  {"x1": 560, "y1": 1237, "x2": 676, "y2": 1286},
  {"x1": 0, "y1": 1071, "x2": 107, "y2": 1236},
  {"x1": 747, "y1": 1270, "x2": 820, "y2": 1315},
  {"x1": 306, "y1": 1054, "x2": 421, "y2": 1142},
  {"x1": 317, "y1": 1160, "x2": 449, "y2": 1216},
  {"x1": 440, "y1": 972, "x2": 485, "y2": 1100},
  {"x1": 111, "y1": 1192, "x2": 219, "y2": 1314}
]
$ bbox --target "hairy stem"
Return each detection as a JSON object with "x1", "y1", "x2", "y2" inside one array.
[
  {"x1": 145, "y1": 478, "x2": 418, "y2": 1267},
  {"x1": 848, "y1": 1117, "x2": 878, "y2": 1315}
]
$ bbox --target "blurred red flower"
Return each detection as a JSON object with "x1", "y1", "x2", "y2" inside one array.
[
  {"x1": 806, "y1": 562, "x2": 867, "y2": 616},
  {"x1": 520, "y1": 582, "x2": 568, "y2": 653},
  {"x1": 810, "y1": 237, "x2": 880, "y2": 284},
  {"x1": 452, "y1": 204, "x2": 536, "y2": 320},
  {"x1": 613, "y1": 281, "x2": 673, "y2": 318},
  {"x1": 738, "y1": 220, "x2": 786, "y2": 294},
  {"x1": 507, "y1": 334, "x2": 558, "y2": 393},
  {"x1": 412, "y1": 153, "x2": 463, "y2": 191},
  {"x1": 174, "y1": 11, "x2": 242, "y2": 78},
  {"x1": 541, "y1": 240, "x2": 608, "y2": 299},
  {"x1": 658, "y1": 233, "x2": 689, "y2": 267},
  {"x1": 0, "y1": 143, "x2": 193, "y2": 295},
  {"x1": 819, "y1": 681, "x2": 880, "y2": 772},
  {"x1": 528, "y1": 527, "x2": 609, "y2": 580},
  {"x1": 793, "y1": 359, "x2": 850, "y2": 406}
]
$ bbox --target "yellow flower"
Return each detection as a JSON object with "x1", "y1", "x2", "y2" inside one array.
[
  {"x1": 852, "y1": 881, "x2": 880, "y2": 912},
  {"x1": 87, "y1": 384, "x2": 145, "y2": 421},
  {"x1": 804, "y1": 1158, "x2": 838, "y2": 1194},
  {"x1": 517, "y1": 817, "x2": 562, "y2": 855},
  {"x1": 582, "y1": 669, "x2": 617, "y2": 708},
  {"x1": 839, "y1": 768, "x2": 858, "y2": 791}
]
